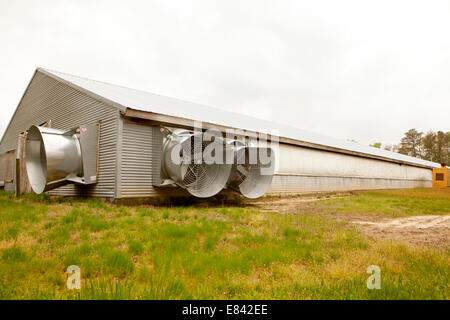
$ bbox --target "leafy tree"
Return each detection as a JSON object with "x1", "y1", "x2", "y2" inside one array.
[
  {"x1": 435, "y1": 131, "x2": 450, "y2": 164},
  {"x1": 373, "y1": 129, "x2": 448, "y2": 164},
  {"x1": 420, "y1": 130, "x2": 449, "y2": 164},
  {"x1": 383, "y1": 144, "x2": 398, "y2": 152},
  {"x1": 370, "y1": 142, "x2": 382, "y2": 148},
  {"x1": 398, "y1": 129, "x2": 423, "y2": 158},
  {"x1": 422, "y1": 131, "x2": 436, "y2": 161},
  {"x1": 447, "y1": 132, "x2": 450, "y2": 164}
]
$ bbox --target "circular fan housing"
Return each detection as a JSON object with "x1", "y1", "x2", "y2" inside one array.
[
  {"x1": 25, "y1": 125, "x2": 82, "y2": 194},
  {"x1": 227, "y1": 145, "x2": 275, "y2": 199},
  {"x1": 162, "y1": 129, "x2": 231, "y2": 198}
]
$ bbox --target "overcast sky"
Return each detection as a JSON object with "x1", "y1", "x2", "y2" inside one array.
[{"x1": 0, "y1": 0, "x2": 449, "y2": 145}]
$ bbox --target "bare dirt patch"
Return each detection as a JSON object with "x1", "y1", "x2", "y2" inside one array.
[
  {"x1": 352, "y1": 215, "x2": 449, "y2": 248},
  {"x1": 245, "y1": 193, "x2": 450, "y2": 248},
  {"x1": 354, "y1": 215, "x2": 450, "y2": 229}
]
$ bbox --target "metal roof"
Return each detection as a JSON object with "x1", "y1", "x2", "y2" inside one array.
[{"x1": 39, "y1": 68, "x2": 440, "y2": 169}]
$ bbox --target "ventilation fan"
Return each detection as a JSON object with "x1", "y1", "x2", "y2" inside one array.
[
  {"x1": 160, "y1": 129, "x2": 232, "y2": 198},
  {"x1": 25, "y1": 124, "x2": 99, "y2": 194},
  {"x1": 226, "y1": 140, "x2": 275, "y2": 199}
]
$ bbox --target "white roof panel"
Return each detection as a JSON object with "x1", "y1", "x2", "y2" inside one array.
[{"x1": 40, "y1": 68, "x2": 440, "y2": 169}]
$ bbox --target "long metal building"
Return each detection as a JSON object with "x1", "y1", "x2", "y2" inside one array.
[{"x1": 0, "y1": 68, "x2": 440, "y2": 201}]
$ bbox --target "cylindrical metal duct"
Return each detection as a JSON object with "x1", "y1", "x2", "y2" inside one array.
[
  {"x1": 161, "y1": 129, "x2": 232, "y2": 198},
  {"x1": 25, "y1": 125, "x2": 82, "y2": 194},
  {"x1": 227, "y1": 141, "x2": 275, "y2": 199}
]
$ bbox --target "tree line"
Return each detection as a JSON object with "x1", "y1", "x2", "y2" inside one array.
[{"x1": 370, "y1": 129, "x2": 450, "y2": 164}]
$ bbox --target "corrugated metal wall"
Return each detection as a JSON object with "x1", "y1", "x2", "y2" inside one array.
[
  {"x1": 0, "y1": 151, "x2": 14, "y2": 184},
  {"x1": 118, "y1": 122, "x2": 192, "y2": 198},
  {"x1": 0, "y1": 71, "x2": 119, "y2": 198},
  {"x1": 120, "y1": 122, "x2": 153, "y2": 197},
  {"x1": 268, "y1": 144, "x2": 432, "y2": 194},
  {"x1": 275, "y1": 144, "x2": 432, "y2": 181},
  {"x1": 0, "y1": 150, "x2": 16, "y2": 193},
  {"x1": 269, "y1": 175, "x2": 431, "y2": 194},
  {"x1": 117, "y1": 122, "x2": 433, "y2": 198}
]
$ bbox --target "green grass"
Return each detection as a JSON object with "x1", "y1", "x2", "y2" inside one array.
[
  {"x1": 315, "y1": 188, "x2": 450, "y2": 216},
  {"x1": 0, "y1": 189, "x2": 448, "y2": 299}
]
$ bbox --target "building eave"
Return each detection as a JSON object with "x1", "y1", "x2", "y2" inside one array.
[{"x1": 123, "y1": 107, "x2": 436, "y2": 170}]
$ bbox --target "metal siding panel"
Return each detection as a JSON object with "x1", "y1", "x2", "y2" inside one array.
[
  {"x1": 120, "y1": 122, "x2": 154, "y2": 197},
  {"x1": 0, "y1": 72, "x2": 118, "y2": 198},
  {"x1": 151, "y1": 126, "x2": 163, "y2": 186},
  {"x1": 268, "y1": 175, "x2": 432, "y2": 195},
  {"x1": 276, "y1": 144, "x2": 433, "y2": 181},
  {"x1": 120, "y1": 123, "x2": 190, "y2": 198},
  {"x1": 269, "y1": 144, "x2": 432, "y2": 194},
  {"x1": 115, "y1": 118, "x2": 123, "y2": 198}
]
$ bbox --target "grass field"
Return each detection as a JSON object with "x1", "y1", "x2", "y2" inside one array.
[{"x1": 0, "y1": 188, "x2": 448, "y2": 299}]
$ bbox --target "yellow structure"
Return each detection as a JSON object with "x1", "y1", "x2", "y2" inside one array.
[{"x1": 432, "y1": 166, "x2": 450, "y2": 188}]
